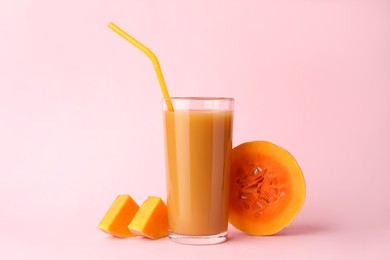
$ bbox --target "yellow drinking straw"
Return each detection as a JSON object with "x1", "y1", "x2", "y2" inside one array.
[{"x1": 108, "y1": 22, "x2": 174, "y2": 111}]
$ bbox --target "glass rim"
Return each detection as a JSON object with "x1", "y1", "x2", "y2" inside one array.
[{"x1": 163, "y1": 97, "x2": 234, "y2": 101}]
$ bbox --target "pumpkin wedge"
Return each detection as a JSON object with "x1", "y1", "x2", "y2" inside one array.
[
  {"x1": 129, "y1": 196, "x2": 168, "y2": 239},
  {"x1": 97, "y1": 195, "x2": 139, "y2": 238}
]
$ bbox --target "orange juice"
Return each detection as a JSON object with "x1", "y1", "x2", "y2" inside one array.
[{"x1": 163, "y1": 108, "x2": 233, "y2": 237}]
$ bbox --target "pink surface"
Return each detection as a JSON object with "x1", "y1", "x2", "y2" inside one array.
[{"x1": 1, "y1": 0, "x2": 389, "y2": 259}]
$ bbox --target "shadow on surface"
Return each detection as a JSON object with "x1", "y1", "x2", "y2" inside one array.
[
  {"x1": 227, "y1": 223, "x2": 334, "y2": 241},
  {"x1": 275, "y1": 224, "x2": 334, "y2": 236},
  {"x1": 272, "y1": 223, "x2": 334, "y2": 236}
]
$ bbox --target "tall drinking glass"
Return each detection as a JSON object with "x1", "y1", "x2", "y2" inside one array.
[{"x1": 163, "y1": 97, "x2": 234, "y2": 245}]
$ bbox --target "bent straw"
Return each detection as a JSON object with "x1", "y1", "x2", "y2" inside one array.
[{"x1": 108, "y1": 22, "x2": 174, "y2": 111}]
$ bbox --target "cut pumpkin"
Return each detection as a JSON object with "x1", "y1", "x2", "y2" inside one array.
[
  {"x1": 129, "y1": 196, "x2": 168, "y2": 239},
  {"x1": 97, "y1": 195, "x2": 139, "y2": 238},
  {"x1": 229, "y1": 141, "x2": 305, "y2": 235}
]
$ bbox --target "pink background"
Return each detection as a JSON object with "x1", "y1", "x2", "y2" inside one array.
[{"x1": 1, "y1": 0, "x2": 389, "y2": 259}]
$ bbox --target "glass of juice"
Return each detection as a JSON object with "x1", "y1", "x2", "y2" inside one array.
[{"x1": 163, "y1": 97, "x2": 234, "y2": 245}]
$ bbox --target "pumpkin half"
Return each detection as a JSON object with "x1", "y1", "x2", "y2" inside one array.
[{"x1": 229, "y1": 141, "x2": 305, "y2": 235}]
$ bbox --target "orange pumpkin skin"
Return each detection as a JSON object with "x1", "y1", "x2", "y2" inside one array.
[{"x1": 229, "y1": 141, "x2": 306, "y2": 235}]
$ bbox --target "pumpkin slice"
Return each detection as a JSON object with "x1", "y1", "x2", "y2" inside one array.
[
  {"x1": 129, "y1": 196, "x2": 168, "y2": 239},
  {"x1": 229, "y1": 141, "x2": 305, "y2": 235},
  {"x1": 97, "y1": 194, "x2": 139, "y2": 238}
]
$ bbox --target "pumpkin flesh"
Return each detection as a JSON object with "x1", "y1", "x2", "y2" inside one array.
[{"x1": 229, "y1": 141, "x2": 305, "y2": 235}]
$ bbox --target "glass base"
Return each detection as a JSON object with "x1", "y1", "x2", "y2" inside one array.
[{"x1": 169, "y1": 231, "x2": 227, "y2": 245}]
